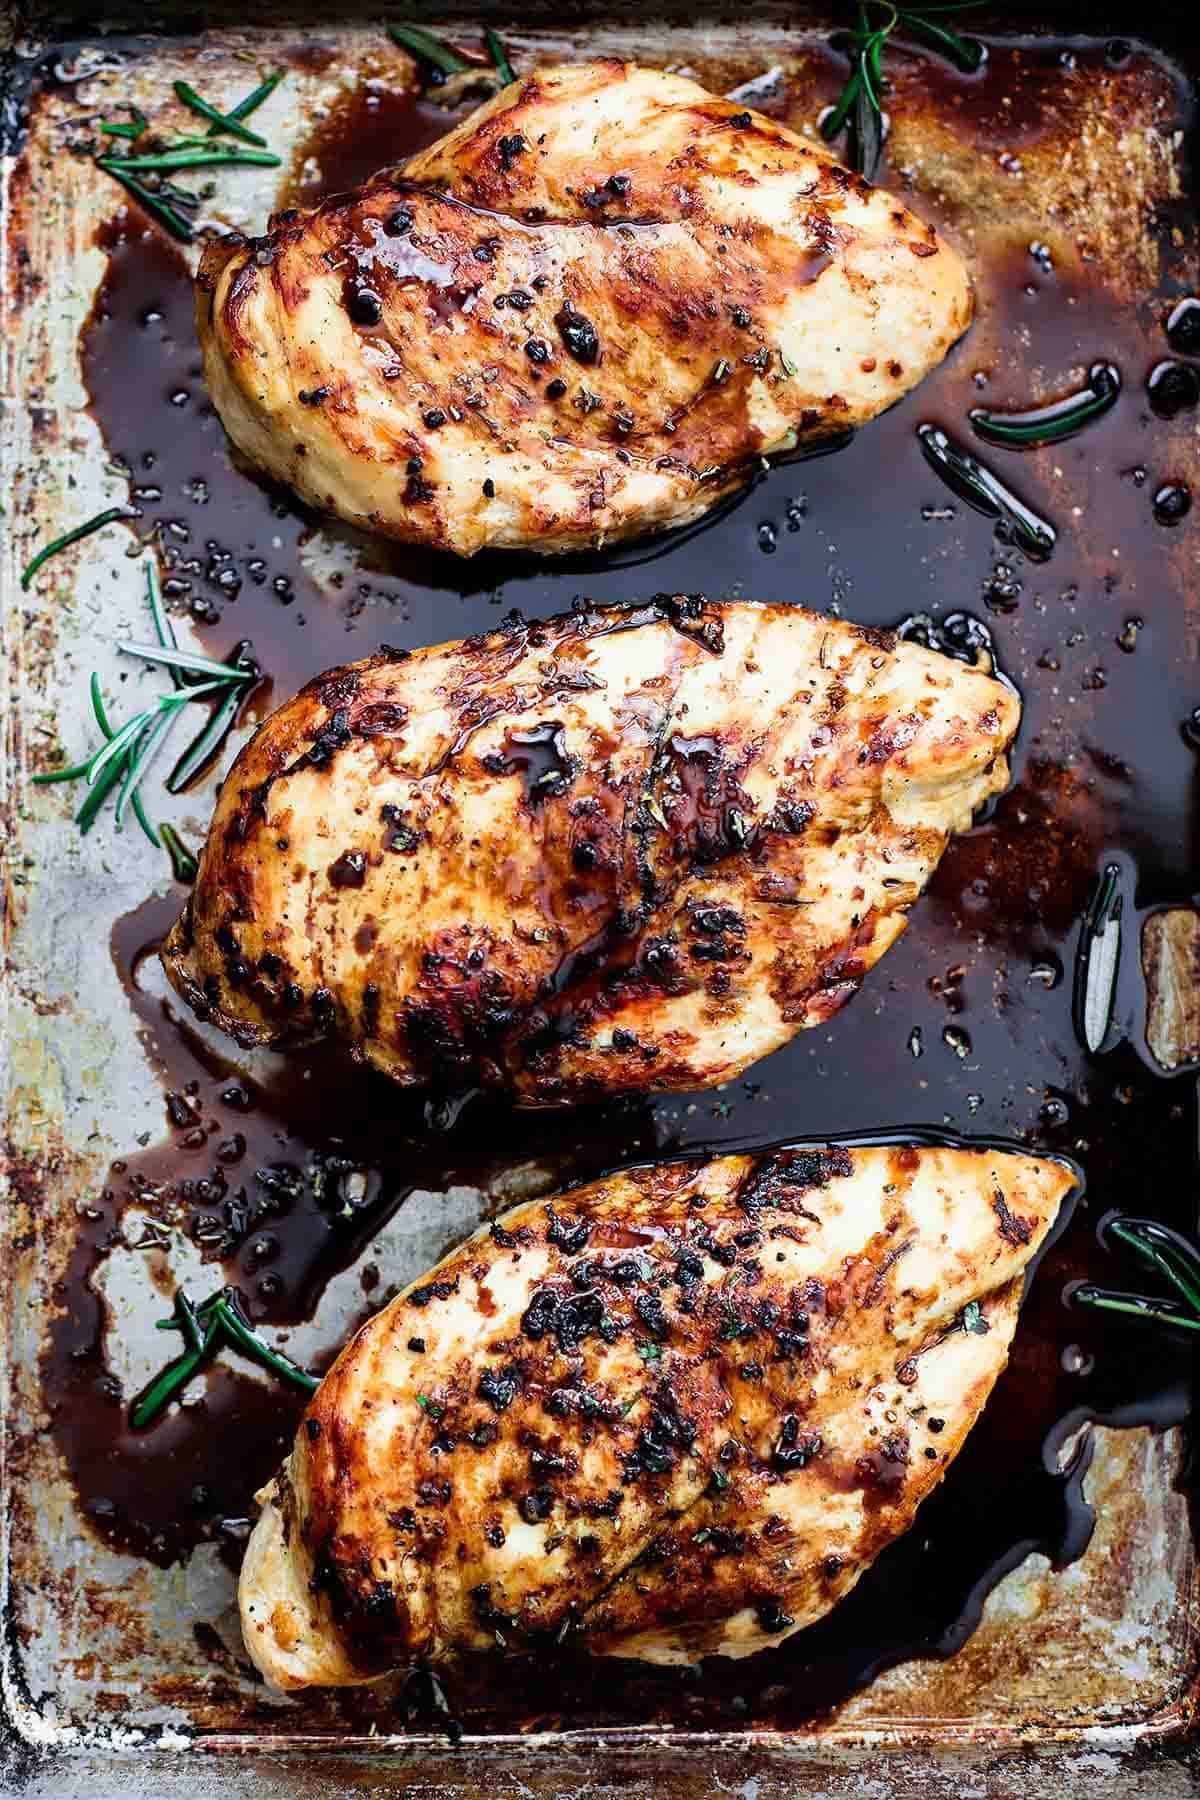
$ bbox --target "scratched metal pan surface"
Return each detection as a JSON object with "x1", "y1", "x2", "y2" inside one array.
[{"x1": 1, "y1": 0, "x2": 1199, "y2": 1793}]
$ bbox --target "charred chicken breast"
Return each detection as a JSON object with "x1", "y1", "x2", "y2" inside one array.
[
  {"x1": 197, "y1": 61, "x2": 972, "y2": 555},
  {"x1": 161, "y1": 598, "x2": 1019, "y2": 1103},
  {"x1": 239, "y1": 1141, "x2": 1075, "y2": 1686}
]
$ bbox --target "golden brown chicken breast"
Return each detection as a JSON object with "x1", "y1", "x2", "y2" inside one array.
[
  {"x1": 196, "y1": 61, "x2": 972, "y2": 555},
  {"x1": 161, "y1": 598, "x2": 1019, "y2": 1103},
  {"x1": 239, "y1": 1141, "x2": 1075, "y2": 1687}
]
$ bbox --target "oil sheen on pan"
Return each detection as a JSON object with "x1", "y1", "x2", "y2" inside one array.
[{"x1": 12, "y1": 19, "x2": 1200, "y2": 1740}]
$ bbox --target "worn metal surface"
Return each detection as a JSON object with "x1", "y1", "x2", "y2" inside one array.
[
  {"x1": 1143, "y1": 909, "x2": 1200, "y2": 1072},
  {"x1": 1, "y1": 4, "x2": 1198, "y2": 1792}
]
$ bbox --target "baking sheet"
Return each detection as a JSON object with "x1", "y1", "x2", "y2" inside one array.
[{"x1": 2, "y1": 6, "x2": 1198, "y2": 1791}]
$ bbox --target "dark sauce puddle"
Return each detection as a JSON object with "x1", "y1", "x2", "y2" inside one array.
[{"x1": 40, "y1": 33, "x2": 1200, "y2": 1732}]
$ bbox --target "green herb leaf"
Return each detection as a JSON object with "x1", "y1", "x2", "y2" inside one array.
[
  {"x1": 1072, "y1": 1214, "x2": 1200, "y2": 1337},
  {"x1": 1072, "y1": 1284, "x2": 1200, "y2": 1333},
  {"x1": 962, "y1": 1299, "x2": 989, "y2": 1335},
  {"x1": 636, "y1": 1341, "x2": 663, "y2": 1362},
  {"x1": 75, "y1": 749, "x2": 128, "y2": 834},
  {"x1": 174, "y1": 79, "x2": 268, "y2": 146},
  {"x1": 166, "y1": 682, "x2": 245, "y2": 792},
  {"x1": 118, "y1": 639, "x2": 257, "y2": 681},
  {"x1": 95, "y1": 164, "x2": 195, "y2": 243},
  {"x1": 213, "y1": 69, "x2": 284, "y2": 134},
  {"x1": 160, "y1": 822, "x2": 199, "y2": 883},
  {"x1": 970, "y1": 362, "x2": 1120, "y2": 451},
  {"x1": 21, "y1": 505, "x2": 134, "y2": 590},
  {"x1": 114, "y1": 706, "x2": 177, "y2": 828},
  {"x1": 823, "y1": 2, "x2": 987, "y2": 176},
  {"x1": 101, "y1": 105, "x2": 149, "y2": 139},
  {"x1": 388, "y1": 23, "x2": 471, "y2": 76},
  {"x1": 900, "y1": 13, "x2": 984, "y2": 71},
  {"x1": 212, "y1": 1290, "x2": 320, "y2": 1393},
  {"x1": 484, "y1": 27, "x2": 515, "y2": 85},
  {"x1": 35, "y1": 574, "x2": 260, "y2": 874},
  {"x1": 917, "y1": 424, "x2": 1057, "y2": 561},
  {"x1": 131, "y1": 1285, "x2": 318, "y2": 1429},
  {"x1": 1105, "y1": 1216, "x2": 1200, "y2": 1318},
  {"x1": 99, "y1": 145, "x2": 281, "y2": 171}
]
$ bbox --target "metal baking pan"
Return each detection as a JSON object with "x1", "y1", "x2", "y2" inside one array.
[{"x1": 1, "y1": 1, "x2": 1197, "y2": 1792}]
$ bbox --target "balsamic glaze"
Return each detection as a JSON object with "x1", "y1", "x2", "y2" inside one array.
[{"x1": 38, "y1": 30, "x2": 1200, "y2": 1733}]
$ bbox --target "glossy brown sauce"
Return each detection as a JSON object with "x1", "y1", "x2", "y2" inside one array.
[{"x1": 42, "y1": 31, "x2": 1199, "y2": 1733}]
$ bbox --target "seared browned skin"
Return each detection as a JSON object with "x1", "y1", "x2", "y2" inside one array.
[
  {"x1": 160, "y1": 599, "x2": 1019, "y2": 1104},
  {"x1": 238, "y1": 1143, "x2": 1075, "y2": 1686},
  {"x1": 196, "y1": 62, "x2": 972, "y2": 555}
]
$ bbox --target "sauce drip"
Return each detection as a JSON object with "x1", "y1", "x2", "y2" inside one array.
[{"x1": 41, "y1": 30, "x2": 1200, "y2": 1733}]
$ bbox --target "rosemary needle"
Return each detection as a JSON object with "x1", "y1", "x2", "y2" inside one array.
[
  {"x1": 917, "y1": 424, "x2": 1057, "y2": 561},
  {"x1": 970, "y1": 363, "x2": 1121, "y2": 451},
  {"x1": 1075, "y1": 1214, "x2": 1200, "y2": 1336},
  {"x1": 388, "y1": 23, "x2": 471, "y2": 76},
  {"x1": 821, "y1": 2, "x2": 985, "y2": 179},
  {"x1": 91, "y1": 75, "x2": 285, "y2": 241},
  {"x1": 21, "y1": 505, "x2": 134, "y2": 590},
  {"x1": 485, "y1": 28, "x2": 516, "y2": 85},
  {"x1": 160, "y1": 823, "x2": 199, "y2": 883},
  {"x1": 100, "y1": 105, "x2": 148, "y2": 139},
  {"x1": 210, "y1": 69, "x2": 285, "y2": 134},
  {"x1": 166, "y1": 680, "x2": 245, "y2": 792},
  {"x1": 97, "y1": 164, "x2": 195, "y2": 243},
  {"x1": 174, "y1": 79, "x2": 268, "y2": 146},
  {"x1": 118, "y1": 639, "x2": 257, "y2": 680},
  {"x1": 130, "y1": 1285, "x2": 319, "y2": 1429},
  {"x1": 99, "y1": 146, "x2": 281, "y2": 172}
]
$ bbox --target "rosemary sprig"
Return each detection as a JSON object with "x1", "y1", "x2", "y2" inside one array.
[
  {"x1": 1074, "y1": 1215, "x2": 1200, "y2": 1336},
  {"x1": 917, "y1": 424, "x2": 1057, "y2": 561},
  {"x1": 822, "y1": 2, "x2": 985, "y2": 179},
  {"x1": 388, "y1": 22, "x2": 517, "y2": 92},
  {"x1": 130, "y1": 1285, "x2": 319, "y2": 1430},
  {"x1": 91, "y1": 71, "x2": 286, "y2": 243},
  {"x1": 970, "y1": 362, "x2": 1121, "y2": 451},
  {"x1": 21, "y1": 504, "x2": 135, "y2": 591},
  {"x1": 31, "y1": 562, "x2": 256, "y2": 868},
  {"x1": 1071, "y1": 861, "x2": 1123, "y2": 1054},
  {"x1": 174, "y1": 79, "x2": 268, "y2": 147}
]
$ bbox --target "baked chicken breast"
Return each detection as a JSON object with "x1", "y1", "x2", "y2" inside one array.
[
  {"x1": 161, "y1": 598, "x2": 1019, "y2": 1103},
  {"x1": 239, "y1": 1141, "x2": 1075, "y2": 1687},
  {"x1": 196, "y1": 61, "x2": 972, "y2": 555}
]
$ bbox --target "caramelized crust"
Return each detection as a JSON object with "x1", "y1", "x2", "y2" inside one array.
[
  {"x1": 196, "y1": 62, "x2": 972, "y2": 554},
  {"x1": 160, "y1": 599, "x2": 1019, "y2": 1103},
  {"x1": 238, "y1": 1143, "x2": 1075, "y2": 1686}
]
